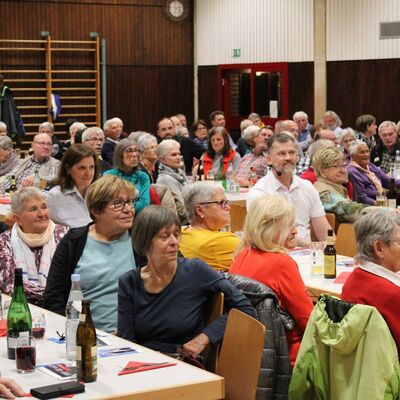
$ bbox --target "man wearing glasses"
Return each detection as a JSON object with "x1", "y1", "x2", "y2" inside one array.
[
  {"x1": 82, "y1": 126, "x2": 112, "y2": 175},
  {"x1": 0, "y1": 133, "x2": 60, "y2": 190}
]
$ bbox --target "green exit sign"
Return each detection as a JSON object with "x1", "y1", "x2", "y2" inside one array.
[{"x1": 232, "y1": 48, "x2": 241, "y2": 58}]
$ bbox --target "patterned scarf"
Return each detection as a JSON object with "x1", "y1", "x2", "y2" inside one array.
[{"x1": 0, "y1": 152, "x2": 19, "y2": 176}]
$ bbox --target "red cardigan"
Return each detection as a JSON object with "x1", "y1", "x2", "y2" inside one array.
[
  {"x1": 202, "y1": 150, "x2": 237, "y2": 177},
  {"x1": 341, "y1": 267, "x2": 400, "y2": 354},
  {"x1": 230, "y1": 247, "x2": 314, "y2": 365}
]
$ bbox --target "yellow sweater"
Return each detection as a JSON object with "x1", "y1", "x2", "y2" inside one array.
[{"x1": 179, "y1": 227, "x2": 240, "y2": 271}]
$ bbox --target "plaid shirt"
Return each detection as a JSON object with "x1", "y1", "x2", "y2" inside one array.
[
  {"x1": 235, "y1": 152, "x2": 268, "y2": 181},
  {"x1": 296, "y1": 155, "x2": 310, "y2": 176}
]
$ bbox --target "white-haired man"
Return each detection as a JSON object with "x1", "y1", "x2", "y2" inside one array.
[
  {"x1": 293, "y1": 111, "x2": 313, "y2": 152},
  {"x1": 101, "y1": 117, "x2": 122, "y2": 164},
  {"x1": 82, "y1": 126, "x2": 112, "y2": 174}
]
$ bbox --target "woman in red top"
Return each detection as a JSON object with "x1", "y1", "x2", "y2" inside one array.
[
  {"x1": 201, "y1": 127, "x2": 240, "y2": 178},
  {"x1": 230, "y1": 195, "x2": 314, "y2": 365}
]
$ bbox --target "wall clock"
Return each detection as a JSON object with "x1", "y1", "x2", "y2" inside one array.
[{"x1": 166, "y1": 0, "x2": 189, "y2": 22}]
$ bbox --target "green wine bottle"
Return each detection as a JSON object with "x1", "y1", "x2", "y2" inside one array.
[{"x1": 7, "y1": 268, "x2": 32, "y2": 359}]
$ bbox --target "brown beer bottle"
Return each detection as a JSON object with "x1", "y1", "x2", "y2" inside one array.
[
  {"x1": 324, "y1": 229, "x2": 337, "y2": 279},
  {"x1": 76, "y1": 300, "x2": 97, "y2": 382}
]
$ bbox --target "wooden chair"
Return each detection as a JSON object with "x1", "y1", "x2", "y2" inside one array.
[
  {"x1": 216, "y1": 309, "x2": 265, "y2": 400},
  {"x1": 230, "y1": 203, "x2": 247, "y2": 233},
  {"x1": 202, "y1": 292, "x2": 224, "y2": 372},
  {"x1": 336, "y1": 223, "x2": 356, "y2": 257},
  {"x1": 325, "y1": 212, "x2": 338, "y2": 233}
]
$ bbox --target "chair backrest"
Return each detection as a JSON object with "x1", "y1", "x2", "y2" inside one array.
[
  {"x1": 326, "y1": 212, "x2": 338, "y2": 233},
  {"x1": 216, "y1": 309, "x2": 265, "y2": 400},
  {"x1": 230, "y1": 203, "x2": 247, "y2": 232},
  {"x1": 336, "y1": 223, "x2": 356, "y2": 257}
]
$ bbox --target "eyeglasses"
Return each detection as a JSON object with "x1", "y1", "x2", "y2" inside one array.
[
  {"x1": 197, "y1": 126, "x2": 207, "y2": 131},
  {"x1": 144, "y1": 145, "x2": 157, "y2": 151},
  {"x1": 33, "y1": 141, "x2": 52, "y2": 147},
  {"x1": 197, "y1": 199, "x2": 230, "y2": 208},
  {"x1": 86, "y1": 137, "x2": 104, "y2": 143},
  {"x1": 329, "y1": 164, "x2": 347, "y2": 170},
  {"x1": 110, "y1": 198, "x2": 138, "y2": 211},
  {"x1": 125, "y1": 148, "x2": 138, "y2": 154}
]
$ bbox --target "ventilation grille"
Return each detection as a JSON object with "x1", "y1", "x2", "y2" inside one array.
[{"x1": 380, "y1": 22, "x2": 400, "y2": 39}]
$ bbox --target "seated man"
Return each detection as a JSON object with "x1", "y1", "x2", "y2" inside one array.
[
  {"x1": 38, "y1": 121, "x2": 63, "y2": 159},
  {"x1": 235, "y1": 126, "x2": 272, "y2": 186},
  {"x1": 293, "y1": 111, "x2": 313, "y2": 152},
  {"x1": 247, "y1": 133, "x2": 331, "y2": 246},
  {"x1": 101, "y1": 117, "x2": 122, "y2": 164},
  {"x1": 236, "y1": 118, "x2": 255, "y2": 157},
  {"x1": 0, "y1": 133, "x2": 60, "y2": 190},
  {"x1": 82, "y1": 126, "x2": 112, "y2": 175}
]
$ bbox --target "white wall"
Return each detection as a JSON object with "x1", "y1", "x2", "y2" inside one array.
[
  {"x1": 195, "y1": 0, "x2": 314, "y2": 65},
  {"x1": 195, "y1": 0, "x2": 400, "y2": 65},
  {"x1": 327, "y1": 0, "x2": 400, "y2": 61}
]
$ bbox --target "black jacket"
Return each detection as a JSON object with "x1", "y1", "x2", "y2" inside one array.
[
  {"x1": 0, "y1": 86, "x2": 25, "y2": 144},
  {"x1": 222, "y1": 272, "x2": 293, "y2": 400}
]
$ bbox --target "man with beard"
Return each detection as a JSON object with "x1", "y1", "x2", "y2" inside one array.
[{"x1": 247, "y1": 133, "x2": 331, "y2": 246}]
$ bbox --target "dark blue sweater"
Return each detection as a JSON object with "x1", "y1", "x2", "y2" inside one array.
[{"x1": 117, "y1": 257, "x2": 255, "y2": 353}]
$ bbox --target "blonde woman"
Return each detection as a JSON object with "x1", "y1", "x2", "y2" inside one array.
[{"x1": 230, "y1": 195, "x2": 313, "y2": 365}]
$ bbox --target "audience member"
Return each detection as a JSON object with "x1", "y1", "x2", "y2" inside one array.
[
  {"x1": 347, "y1": 140, "x2": 400, "y2": 205},
  {"x1": 47, "y1": 144, "x2": 97, "y2": 228},
  {"x1": 314, "y1": 128, "x2": 338, "y2": 144},
  {"x1": 209, "y1": 110, "x2": 236, "y2": 149},
  {"x1": 63, "y1": 122, "x2": 87, "y2": 151},
  {"x1": 101, "y1": 118, "x2": 121, "y2": 164},
  {"x1": 82, "y1": 126, "x2": 112, "y2": 175},
  {"x1": 177, "y1": 113, "x2": 187, "y2": 127},
  {"x1": 104, "y1": 139, "x2": 150, "y2": 213},
  {"x1": 38, "y1": 121, "x2": 63, "y2": 159},
  {"x1": 0, "y1": 121, "x2": 7, "y2": 136},
  {"x1": 313, "y1": 146, "x2": 369, "y2": 222},
  {"x1": 44, "y1": 175, "x2": 137, "y2": 332},
  {"x1": 338, "y1": 127, "x2": 356, "y2": 164},
  {"x1": 236, "y1": 118, "x2": 254, "y2": 156},
  {"x1": 190, "y1": 119, "x2": 208, "y2": 151},
  {"x1": 248, "y1": 112, "x2": 263, "y2": 127},
  {"x1": 1, "y1": 133, "x2": 60, "y2": 190},
  {"x1": 355, "y1": 114, "x2": 377, "y2": 149},
  {"x1": 0, "y1": 187, "x2": 68, "y2": 305},
  {"x1": 247, "y1": 133, "x2": 330, "y2": 246},
  {"x1": 118, "y1": 205, "x2": 255, "y2": 356},
  {"x1": 201, "y1": 127, "x2": 240, "y2": 178},
  {"x1": 370, "y1": 120, "x2": 400, "y2": 174},
  {"x1": 180, "y1": 181, "x2": 239, "y2": 270},
  {"x1": 137, "y1": 133, "x2": 159, "y2": 183},
  {"x1": 231, "y1": 195, "x2": 313, "y2": 365},
  {"x1": 321, "y1": 110, "x2": 342, "y2": 136},
  {"x1": 235, "y1": 126, "x2": 270, "y2": 186},
  {"x1": 0, "y1": 136, "x2": 19, "y2": 177},
  {"x1": 341, "y1": 210, "x2": 400, "y2": 354},
  {"x1": 293, "y1": 111, "x2": 313, "y2": 152}
]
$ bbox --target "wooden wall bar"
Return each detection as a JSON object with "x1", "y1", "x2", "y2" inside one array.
[{"x1": 0, "y1": 0, "x2": 194, "y2": 133}]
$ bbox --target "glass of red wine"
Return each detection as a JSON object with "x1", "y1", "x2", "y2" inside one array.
[
  {"x1": 32, "y1": 313, "x2": 46, "y2": 339},
  {"x1": 16, "y1": 335, "x2": 36, "y2": 373}
]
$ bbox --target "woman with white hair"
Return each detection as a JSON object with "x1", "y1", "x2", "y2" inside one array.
[
  {"x1": 180, "y1": 181, "x2": 239, "y2": 270},
  {"x1": 0, "y1": 187, "x2": 68, "y2": 305},
  {"x1": 230, "y1": 195, "x2": 313, "y2": 365},
  {"x1": 342, "y1": 210, "x2": 400, "y2": 354},
  {"x1": 338, "y1": 127, "x2": 356, "y2": 164},
  {"x1": 0, "y1": 136, "x2": 19, "y2": 177},
  {"x1": 137, "y1": 133, "x2": 159, "y2": 183}
]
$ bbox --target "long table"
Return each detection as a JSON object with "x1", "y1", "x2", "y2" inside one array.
[{"x1": 0, "y1": 301, "x2": 224, "y2": 400}]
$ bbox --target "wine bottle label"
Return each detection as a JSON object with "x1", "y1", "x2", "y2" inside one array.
[
  {"x1": 388, "y1": 199, "x2": 396, "y2": 209},
  {"x1": 79, "y1": 314, "x2": 86, "y2": 322},
  {"x1": 76, "y1": 345, "x2": 82, "y2": 361},
  {"x1": 324, "y1": 255, "x2": 336, "y2": 275}
]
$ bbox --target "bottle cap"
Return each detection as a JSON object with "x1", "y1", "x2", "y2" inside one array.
[{"x1": 71, "y1": 274, "x2": 81, "y2": 282}]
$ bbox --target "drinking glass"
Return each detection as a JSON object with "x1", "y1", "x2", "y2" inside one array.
[
  {"x1": 376, "y1": 193, "x2": 387, "y2": 207},
  {"x1": 16, "y1": 335, "x2": 36, "y2": 373},
  {"x1": 310, "y1": 242, "x2": 324, "y2": 277},
  {"x1": 32, "y1": 313, "x2": 46, "y2": 339}
]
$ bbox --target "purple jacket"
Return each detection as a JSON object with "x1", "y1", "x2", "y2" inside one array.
[{"x1": 347, "y1": 162, "x2": 400, "y2": 205}]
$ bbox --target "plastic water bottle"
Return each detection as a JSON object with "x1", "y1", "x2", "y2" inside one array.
[
  {"x1": 226, "y1": 161, "x2": 234, "y2": 193},
  {"x1": 394, "y1": 150, "x2": 400, "y2": 179},
  {"x1": 65, "y1": 274, "x2": 83, "y2": 361}
]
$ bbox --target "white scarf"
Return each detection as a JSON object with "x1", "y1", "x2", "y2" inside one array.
[
  {"x1": 10, "y1": 221, "x2": 57, "y2": 286},
  {"x1": 360, "y1": 261, "x2": 400, "y2": 287}
]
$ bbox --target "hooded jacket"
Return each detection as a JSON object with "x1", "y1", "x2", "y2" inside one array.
[{"x1": 289, "y1": 295, "x2": 400, "y2": 400}]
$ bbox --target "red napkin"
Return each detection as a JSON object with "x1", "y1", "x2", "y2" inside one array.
[
  {"x1": 333, "y1": 271, "x2": 352, "y2": 284},
  {"x1": 0, "y1": 320, "x2": 6, "y2": 337},
  {"x1": 118, "y1": 361, "x2": 176, "y2": 375},
  {"x1": 0, "y1": 197, "x2": 11, "y2": 204}
]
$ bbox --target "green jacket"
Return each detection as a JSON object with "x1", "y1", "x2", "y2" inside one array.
[{"x1": 289, "y1": 295, "x2": 400, "y2": 400}]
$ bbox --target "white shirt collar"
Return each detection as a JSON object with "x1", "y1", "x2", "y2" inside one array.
[{"x1": 360, "y1": 261, "x2": 400, "y2": 287}]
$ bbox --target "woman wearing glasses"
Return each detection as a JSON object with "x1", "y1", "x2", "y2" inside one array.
[
  {"x1": 44, "y1": 175, "x2": 139, "y2": 333},
  {"x1": 104, "y1": 139, "x2": 150, "y2": 213},
  {"x1": 190, "y1": 119, "x2": 208, "y2": 151},
  {"x1": 312, "y1": 146, "x2": 370, "y2": 223},
  {"x1": 180, "y1": 181, "x2": 239, "y2": 271},
  {"x1": 47, "y1": 144, "x2": 98, "y2": 228}
]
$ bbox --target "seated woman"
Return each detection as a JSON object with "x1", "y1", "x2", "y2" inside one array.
[
  {"x1": 104, "y1": 139, "x2": 150, "y2": 213},
  {"x1": 190, "y1": 119, "x2": 208, "y2": 151},
  {"x1": 137, "y1": 133, "x2": 159, "y2": 183},
  {"x1": 230, "y1": 195, "x2": 313, "y2": 365},
  {"x1": 0, "y1": 187, "x2": 68, "y2": 305},
  {"x1": 347, "y1": 140, "x2": 400, "y2": 205},
  {"x1": 0, "y1": 136, "x2": 19, "y2": 177},
  {"x1": 180, "y1": 181, "x2": 239, "y2": 271},
  {"x1": 47, "y1": 144, "x2": 97, "y2": 228},
  {"x1": 201, "y1": 127, "x2": 241, "y2": 179},
  {"x1": 313, "y1": 146, "x2": 370, "y2": 223},
  {"x1": 341, "y1": 210, "x2": 400, "y2": 354},
  {"x1": 44, "y1": 175, "x2": 137, "y2": 332},
  {"x1": 338, "y1": 127, "x2": 356, "y2": 165},
  {"x1": 118, "y1": 205, "x2": 255, "y2": 357}
]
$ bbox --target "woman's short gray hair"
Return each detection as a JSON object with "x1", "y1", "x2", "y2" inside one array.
[
  {"x1": 82, "y1": 126, "x2": 104, "y2": 142},
  {"x1": 0, "y1": 121, "x2": 7, "y2": 131},
  {"x1": 242, "y1": 125, "x2": 260, "y2": 142},
  {"x1": 182, "y1": 181, "x2": 222, "y2": 222},
  {"x1": 113, "y1": 138, "x2": 136, "y2": 170},
  {"x1": 128, "y1": 131, "x2": 148, "y2": 142},
  {"x1": 349, "y1": 139, "x2": 368, "y2": 156},
  {"x1": 355, "y1": 210, "x2": 400, "y2": 263},
  {"x1": 11, "y1": 187, "x2": 46, "y2": 214},
  {"x1": 338, "y1": 127, "x2": 356, "y2": 143},
  {"x1": 156, "y1": 139, "x2": 180, "y2": 159},
  {"x1": 137, "y1": 134, "x2": 158, "y2": 152},
  {"x1": 0, "y1": 136, "x2": 13, "y2": 150}
]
